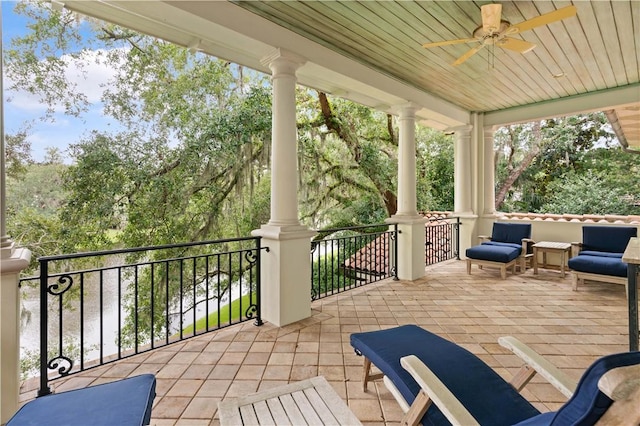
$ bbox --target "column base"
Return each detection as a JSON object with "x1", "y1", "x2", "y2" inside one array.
[
  {"x1": 386, "y1": 216, "x2": 428, "y2": 281},
  {"x1": 252, "y1": 226, "x2": 317, "y2": 327},
  {"x1": 1, "y1": 247, "x2": 31, "y2": 424}
]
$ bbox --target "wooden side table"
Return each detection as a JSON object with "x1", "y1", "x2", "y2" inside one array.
[
  {"x1": 533, "y1": 241, "x2": 572, "y2": 277},
  {"x1": 218, "y1": 375, "x2": 362, "y2": 425}
]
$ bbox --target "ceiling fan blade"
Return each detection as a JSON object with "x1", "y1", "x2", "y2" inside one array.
[
  {"x1": 481, "y1": 3, "x2": 502, "y2": 33},
  {"x1": 423, "y1": 38, "x2": 478, "y2": 48},
  {"x1": 508, "y1": 5, "x2": 577, "y2": 34},
  {"x1": 453, "y1": 44, "x2": 485, "y2": 66},
  {"x1": 498, "y1": 37, "x2": 537, "y2": 53}
]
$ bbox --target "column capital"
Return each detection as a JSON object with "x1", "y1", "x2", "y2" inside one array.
[
  {"x1": 0, "y1": 247, "x2": 31, "y2": 274},
  {"x1": 393, "y1": 102, "x2": 420, "y2": 118},
  {"x1": 261, "y1": 48, "x2": 306, "y2": 75},
  {"x1": 446, "y1": 124, "x2": 473, "y2": 135}
]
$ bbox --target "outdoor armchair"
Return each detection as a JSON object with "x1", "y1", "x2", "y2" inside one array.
[
  {"x1": 568, "y1": 225, "x2": 637, "y2": 295},
  {"x1": 466, "y1": 222, "x2": 534, "y2": 279}
]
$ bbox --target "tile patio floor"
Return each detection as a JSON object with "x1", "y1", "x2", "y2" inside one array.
[{"x1": 19, "y1": 259, "x2": 636, "y2": 425}]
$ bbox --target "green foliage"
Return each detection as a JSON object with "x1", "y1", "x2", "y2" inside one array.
[
  {"x1": 416, "y1": 127, "x2": 454, "y2": 211},
  {"x1": 540, "y1": 170, "x2": 639, "y2": 215},
  {"x1": 5, "y1": 131, "x2": 33, "y2": 178}
]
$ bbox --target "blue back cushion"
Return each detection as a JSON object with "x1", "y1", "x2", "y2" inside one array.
[
  {"x1": 582, "y1": 226, "x2": 637, "y2": 253},
  {"x1": 549, "y1": 351, "x2": 640, "y2": 425},
  {"x1": 491, "y1": 223, "x2": 532, "y2": 244}
]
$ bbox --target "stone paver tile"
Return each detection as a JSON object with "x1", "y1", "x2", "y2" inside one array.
[
  {"x1": 262, "y1": 365, "x2": 292, "y2": 380},
  {"x1": 152, "y1": 396, "x2": 192, "y2": 419},
  {"x1": 157, "y1": 363, "x2": 190, "y2": 379},
  {"x1": 181, "y1": 397, "x2": 219, "y2": 419},
  {"x1": 225, "y1": 380, "x2": 260, "y2": 397},
  {"x1": 166, "y1": 379, "x2": 204, "y2": 397},
  {"x1": 181, "y1": 364, "x2": 215, "y2": 380},
  {"x1": 349, "y1": 399, "x2": 384, "y2": 423},
  {"x1": 197, "y1": 379, "x2": 232, "y2": 398},
  {"x1": 235, "y1": 364, "x2": 266, "y2": 380},
  {"x1": 268, "y1": 352, "x2": 294, "y2": 365},
  {"x1": 208, "y1": 364, "x2": 240, "y2": 380}
]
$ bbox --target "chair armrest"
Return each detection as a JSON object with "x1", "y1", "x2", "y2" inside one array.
[
  {"x1": 571, "y1": 242, "x2": 582, "y2": 257},
  {"x1": 477, "y1": 235, "x2": 491, "y2": 243},
  {"x1": 522, "y1": 238, "x2": 535, "y2": 255},
  {"x1": 498, "y1": 336, "x2": 577, "y2": 398},
  {"x1": 400, "y1": 355, "x2": 480, "y2": 426}
]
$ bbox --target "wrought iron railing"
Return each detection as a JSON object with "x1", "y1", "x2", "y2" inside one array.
[
  {"x1": 425, "y1": 216, "x2": 460, "y2": 265},
  {"x1": 311, "y1": 224, "x2": 398, "y2": 300},
  {"x1": 22, "y1": 237, "x2": 263, "y2": 396}
]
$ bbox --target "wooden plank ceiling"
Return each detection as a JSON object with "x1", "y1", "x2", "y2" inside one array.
[{"x1": 232, "y1": 1, "x2": 639, "y2": 144}]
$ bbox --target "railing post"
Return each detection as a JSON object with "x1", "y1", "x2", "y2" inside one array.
[
  {"x1": 254, "y1": 238, "x2": 263, "y2": 326},
  {"x1": 38, "y1": 258, "x2": 50, "y2": 397},
  {"x1": 455, "y1": 217, "x2": 461, "y2": 260},
  {"x1": 392, "y1": 224, "x2": 399, "y2": 281}
]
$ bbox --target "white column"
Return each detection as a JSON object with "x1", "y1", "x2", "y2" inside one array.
[
  {"x1": 252, "y1": 49, "x2": 316, "y2": 327},
  {"x1": 452, "y1": 125, "x2": 473, "y2": 215},
  {"x1": 388, "y1": 103, "x2": 426, "y2": 280},
  {"x1": 0, "y1": 248, "x2": 31, "y2": 424},
  {"x1": 0, "y1": 8, "x2": 13, "y2": 260},
  {"x1": 395, "y1": 103, "x2": 419, "y2": 217},
  {"x1": 450, "y1": 124, "x2": 476, "y2": 259},
  {"x1": 483, "y1": 126, "x2": 496, "y2": 215}
]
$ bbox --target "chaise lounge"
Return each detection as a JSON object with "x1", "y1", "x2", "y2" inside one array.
[
  {"x1": 351, "y1": 325, "x2": 640, "y2": 426},
  {"x1": 466, "y1": 222, "x2": 534, "y2": 279},
  {"x1": 7, "y1": 374, "x2": 156, "y2": 426},
  {"x1": 568, "y1": 225, "x2": 637, "y2": 294}
]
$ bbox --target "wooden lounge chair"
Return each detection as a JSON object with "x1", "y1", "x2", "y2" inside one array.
[{"x1": 351, "y1": 325, "x2": 640, "y2": 426}]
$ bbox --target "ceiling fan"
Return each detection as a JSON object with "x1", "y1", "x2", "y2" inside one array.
[{"x1": 423, "y1": 4, "x2": 577, "y2": 66}]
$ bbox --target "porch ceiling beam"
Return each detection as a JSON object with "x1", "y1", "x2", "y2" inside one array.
[{"x1": 484, "y1": 83, "x2": 640, "y2": 127}]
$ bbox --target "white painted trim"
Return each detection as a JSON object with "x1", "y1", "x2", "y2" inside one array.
[{"x1": 485, "y1": 83, "x2": 640, "y2": 127}]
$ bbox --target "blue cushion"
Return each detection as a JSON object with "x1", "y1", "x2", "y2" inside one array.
[
  {"x1": 513, "y1": 412, "x2": 556, "y2": 426},
  {"x1": 579, "y1": 251, "x2": 623, "y2": 259},
  {"x1": 548, "y1": 351, "x2": 640, "y2": 425},
  {"x1": 350, "y1": 325, "x2": 540, "y2": 426},
  {"x1": 491, "y1": 223, "x2": 531, "y2": 245},
  {"x1": 466, "y1": 243, "x2": 521, "y2": 263},
  {"x1": 568, "y1": 254, "x2": 629, "y2": 277},
  {"x1": 482, "y1": 241, "x2": 524, "y2": 251},
  {"x1": 7, "y1": 374, "x2": 156, "y2": 426},
  {"x1": 582, "y1": 226, "x2": 636, "y2": 253}
]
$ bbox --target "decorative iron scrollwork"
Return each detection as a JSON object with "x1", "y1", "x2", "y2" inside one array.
[
  {"x1": 48, "y1": 356, "x2": 73, "y2": 376},
  {"x1": 47, "y1": 275, "x2": 73, "y2": 296},
  {"x1": 244, "y1": 249, "x2": 257, "y2": 265},
  {"x1": 245, "y1": 304, "x2": 257, "y2": 318},
  {"x1": 311, "y1": 285, "x2": 319, "y2": 301},
  {"x1": 310, "y1": 241, "x2": 318, "y2": 254}
]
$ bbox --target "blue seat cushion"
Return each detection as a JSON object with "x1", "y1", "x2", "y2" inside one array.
[
  {"x1": 466, "y1": 243, "x2": 521, "y2": 263},
  {"x1": 579, "y1": 251, "x2": 623, "y2": 259},
  {"x1": 491, "y1": 223, "x2": 531, "y2": 244},
  {"x1": 350, "y1": 325, "x2": 540, "y2": 426},
  {"x1": 582, "y1": 226, "x2": 636, "y2": 253},
  {"x1": 7, "y1": 374, "x2": 156, "y2": 426},
  {"x1": 568, "y1": 254, "x2": 628, "y2": 277}
]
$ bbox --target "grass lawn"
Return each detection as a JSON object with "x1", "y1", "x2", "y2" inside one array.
[{"x1": 181, "y1": 293, "x2": 253, "y2": 334}]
